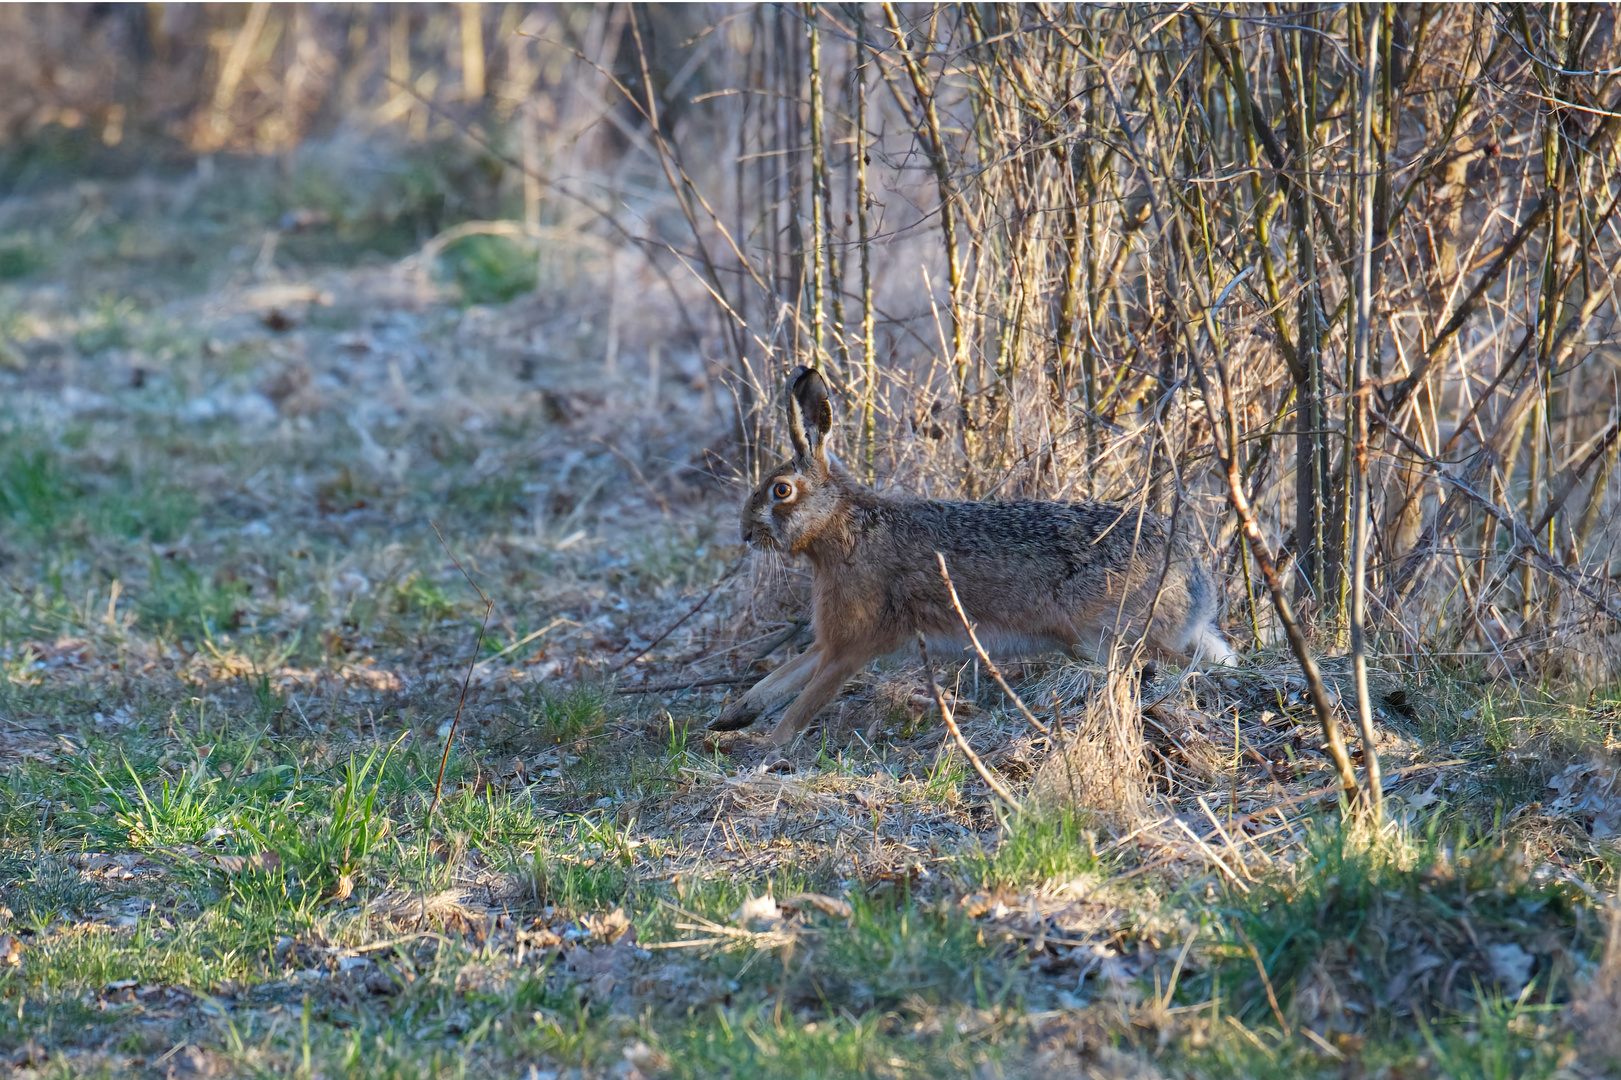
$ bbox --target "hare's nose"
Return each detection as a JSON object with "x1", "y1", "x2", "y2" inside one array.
[{"x1": 741, "y1": 525, "x2": 754, "y2": 544}]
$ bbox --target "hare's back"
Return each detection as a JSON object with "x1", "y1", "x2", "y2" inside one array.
[
  {"x1": 885, "y1": 499, "x2": 1168, "y2": 569},
  {"x1": 839, "y1": 496, "x2": 1221, "y2": 660}
]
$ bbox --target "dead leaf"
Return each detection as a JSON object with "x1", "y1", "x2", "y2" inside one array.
[
  {"x1": 212, "y1": 851, "x2": 281, "y2": 875},
  {"x1": 565, "y1": 937, "x2": 644, "y2": 1003},
  {"x1": 346, "y1": 662, "x2": 406, "y2": 693},
  {"x1": 583, "y1": 907, "x2": 634, "y2": 945},
  {"x1": 517, "y1": 926, "x2": 562, "y2": 948},
  {"x1": 25, "y1": 637, "x2": 94, "y2": 670},
  {"x1": 960, "y1": 892, "x2": 997, "y2": 918},
  {"x1": 623, "y1": 1040, "x2": 669, "y2": 1073},
  {"x1": 1548, "y1": 759, "x2": 1621, "y2": 838},
  {"x1": 589, "y1": 970, "x2": 617, "y2": 999}
]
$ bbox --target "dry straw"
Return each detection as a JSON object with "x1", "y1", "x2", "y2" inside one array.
[{"x1": 1028, "y1": 657, "x2": 1148, "y2": 828}]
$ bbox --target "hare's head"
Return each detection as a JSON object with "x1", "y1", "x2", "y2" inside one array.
[{"x1": 741, "y1": 365, "x2": 844, "y2": 554}]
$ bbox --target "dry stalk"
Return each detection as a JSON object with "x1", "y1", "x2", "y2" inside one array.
[
  {"x1": 1029, "y1": 661, "x2": 1148, "y2": 828},
  {"x1": 1349, "y1": 9, "x2": 1384, "y2": 822},
  {"x1": 917, "y1": 633, "x2": 1021, "y2": 813},
  {"x1": 935, "y1": 554, "x2": 1049, "y2": 736},
  {"x1": 428, "y1": 521, "x2": 494, "y2": 817},
  {"x1": 1234, "y1": 921, "x2": 1291, "y2": 1038},
  {"x1": 1190, "y1": 329, "x2": 1360, "y2": 801},
  {"x1": 1172, "y1": 816, "x2": 1250, "y2": 895}
]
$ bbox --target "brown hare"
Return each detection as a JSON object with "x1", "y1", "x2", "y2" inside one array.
[{"x1": 713, "y1": 365, "x2": 1235, "y2": 746}]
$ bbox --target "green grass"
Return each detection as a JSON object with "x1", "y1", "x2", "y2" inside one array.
[
  {"x1": 71, "y1": 295, "x2": 143, "y2": 356},
  {"x1": 1169, "y1": 818, "x2": 1593, "y2": 1043},
  {"x1": 921, "y1": 747, "x2": 967, "y2": 805},
  {"x1": 394, "y1": 573, "x2": 460, "y2": 623},
  {"x1": 449, "y1": 472, "x2": 528, "y2": 518},
  {"x1": 437, "y1": 234, "x2": 538, "y2": 306},
  {"x1": 137, "y1": 556, "x2": 251, "y2": 637},
  {"x1": 520, "y1": 814, "x2": 637, "y2": 912},
  {"x1": 237, "y1": 746, "x2": 393, "y2": 901},
  {"x1": 0, "y1": 445, "x2": 198, "y2": 543},
  {"x1": 0, "y1": 236, "x2": 47, "y2": 281},
  {"x1": 0, "y1": 448, "x2": 68, "y2": 533},
  {"x1": 1159, "y1": 987, "x2": 1573, "y2": 1080},
  {"x1": 523, "y1": 685, "x2": 609, "y2": 746},
  {"x1": 650, "y1": 1005, "x2": 1003, "y2": 1079},
  {"x1": 0, "y1": 850, "x2": 97, "y2": 927},
  {"x1": 975, "y1": 809, "x2": 1099, "y2": 891},
  {"x1": 3, "y1": 676, "x2": 1609, "y2": 1078},
  {"x1": 797, "y1": 896, "x2": 1019, "y2": 1012}
]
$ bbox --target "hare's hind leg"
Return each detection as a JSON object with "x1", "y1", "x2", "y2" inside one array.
[
  {"x1": 767, "y1": 651, "x2": 869, "y2": 747},
  {"x1": 709, "y1": 646, "x2": 822, "y2": 731}
]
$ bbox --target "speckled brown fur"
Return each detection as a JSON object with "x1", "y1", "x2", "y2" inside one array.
[{"x1": 714, "y1": 366, "x2": 1235, "y2": 746}]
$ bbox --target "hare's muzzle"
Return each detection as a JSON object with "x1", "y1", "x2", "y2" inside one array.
[
  {"x1": 740, "y1": 501, "x2": 774, "y2": 549},
  {"x1": 740, "y1": 518, "x2": 780, "y2": 550}
]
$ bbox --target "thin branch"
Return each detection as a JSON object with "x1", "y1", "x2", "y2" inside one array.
[
  {"x1": 609, "y1": 557, "x2": 742, "y2": 674},
  {"x1": 428, "y1": 520, "x2": 494, "y2": 817},
  {"x1": 918, "y1": 633, "x2": 1021, "y2": 812},
  {"x1": 935, "y1": 553, "x2": 1050, "y2": 736}
]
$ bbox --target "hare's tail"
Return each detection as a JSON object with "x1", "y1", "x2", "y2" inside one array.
[
  {"x1": 1193, "y1": 625, "x2": 1239, "y2": 667},
  {"x1": 1180, "y1": 559, "x2": 1238, "y2": 666}
]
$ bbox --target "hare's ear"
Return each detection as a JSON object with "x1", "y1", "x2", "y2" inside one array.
[{"x1": 784, "y1": 365, "x2": 832, "y2": 465}]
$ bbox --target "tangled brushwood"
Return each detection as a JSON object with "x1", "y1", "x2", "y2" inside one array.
[{"x1": 638, "y1": 6, "x2": 1621, "y2": 693}]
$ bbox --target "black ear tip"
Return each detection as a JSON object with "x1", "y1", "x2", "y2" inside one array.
[
  {"x1": 786, "y1": 365, "x2": 833, "y2": 439},
  {"x1": 791, "y1": 366, "x2": 829, "y2": 403},
  {"x1": 788, "y1": 364, "x2": 823, "y2": 396}
]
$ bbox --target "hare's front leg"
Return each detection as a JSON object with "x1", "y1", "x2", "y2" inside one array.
[
  {"x1": 709, "y1": 646, "x2": 822, "y2": 731},
  {"x1": 766, "y1": 651, "x2": 869, "y2": 747}
]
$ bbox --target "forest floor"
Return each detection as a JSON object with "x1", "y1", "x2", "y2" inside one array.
[{"x1": 3, "y1": 143, "x2": 1621, "y2": 1079}]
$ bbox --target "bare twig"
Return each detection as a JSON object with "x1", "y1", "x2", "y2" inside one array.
[
  {"x1": 429, "y1": 521, "x2": 494, "y2": 817},
  {"x1": 918, "y1": 633, "x2": 1021, "y2": 812},
  {"x1": 609, "y1": 557, "x2": 742, "y2": 674},
  {"x1": 1189, "y1": 280, "x2": 1361, "y2": 801},
  {"x1": 936, "y1": 554, "x2": 1050, "y2": 736},
  {"x1": 1233, "y1": 922, "x2": 1290, "y2": 1037},
  {"x1": 613, "y1": 674, "x2": 756, "y2": 696},
  {"x1": 1349, "y1": 9, "x2": 1384, "y2": 823}
]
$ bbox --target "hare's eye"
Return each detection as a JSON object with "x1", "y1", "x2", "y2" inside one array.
[{"x1": 771, "y1": 482, "x2": 793, "y2": 500}]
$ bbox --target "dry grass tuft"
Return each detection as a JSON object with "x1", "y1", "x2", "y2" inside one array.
[
  {"x1": 367, "y1": 887, "x2": 489, "y2": 935},
  {"x1": 1029, "y1": 659, "x2": 1148, "y2": 829}
]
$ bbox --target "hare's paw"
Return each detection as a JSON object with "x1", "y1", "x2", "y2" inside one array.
[
  {"x1": 766, "y1": 719, "x2": 804, "y2": 748},
  {"x1": 708, "y1": 699, "x2": 761, "y2": 731}
]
